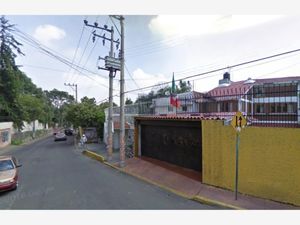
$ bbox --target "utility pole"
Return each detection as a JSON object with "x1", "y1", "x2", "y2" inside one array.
[
  {"x1": 84, "y1": 19, "x2": 120, "y2": 162},
  {"x1": 119, "y1": 16, "x2": 125, "y2": 168},
  {"x1": 110, "y1": 15, "x2": 125, "y2": 168},
  {"x1": 64, "y1": 83, "x2": 78, "y2": 103}
]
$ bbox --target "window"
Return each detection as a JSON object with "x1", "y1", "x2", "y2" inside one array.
[
  {"x1": 168, "y1": 106, "x2": 173, "y2": 112},
  {"x1": 256, "y1": 104, "x2": 264, "y2": 113},
  {"x1": 270, "y1": 103, "x2": 296, "y2": 113},
  {"x1": 287, "y1": 103, "x2": 296, "y2": 113},
  {"x1": 0, "y1": 160, "x2": 14, "y2": 171},
  {"x1": 182, "y1": 105, "x2": 187, "y2": 111},
  {"x1": 220, "y1": 102, "x2": 229, "y2": 112},
  {"x1": 1, "y1": 131, "x2": 9, "y2": 143},
  {"x1": 254, "y1": 86, "x2": 264, "y2": 97}
]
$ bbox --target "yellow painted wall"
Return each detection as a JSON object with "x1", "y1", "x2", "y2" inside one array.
[{"x1": 202, "y1": 120, "x2": 300, "y2": 206}]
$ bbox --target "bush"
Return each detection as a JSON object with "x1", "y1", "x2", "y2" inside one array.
[{"x1": 11, "y1": 139, "x2": 22, "y2": 145}]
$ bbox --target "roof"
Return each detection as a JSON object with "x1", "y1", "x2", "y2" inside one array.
[
  {"x1": 113, "y1": 121, "x2": 131, "y2": 130},
  {"x1": 208, "y1": 76, "x2": 300, "y2": 97},
  {"x1": 135, "y1": 115, "x2": 227, "y2": 121}
]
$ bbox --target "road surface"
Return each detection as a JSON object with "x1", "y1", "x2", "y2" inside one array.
[{"x1": 0, "y1": 136, "x2": 218, "y2": 209}]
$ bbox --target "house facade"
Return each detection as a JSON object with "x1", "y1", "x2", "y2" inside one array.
[
  {"x1": 152, "y1": 91, "x2": 204, "y2": 115},
  {"x1": 198, "y1": 73, "x2": 300, "y2": 126}
]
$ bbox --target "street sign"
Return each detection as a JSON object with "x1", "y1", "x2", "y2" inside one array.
[
  {"x1": 230, "y1": 111, "x2": 247, "y2": 200},
  {"x1": 231, "y1": 111, "x2": 247, "y2": 132}
]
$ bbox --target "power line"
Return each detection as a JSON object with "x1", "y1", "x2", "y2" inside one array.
[
  {"x1": 123, "y1": 47, "x2": 300, "y2": 94},
  {"x1": 71, "y1": 27, "x2": 96, "y2": 84},
  {"x1": 14, "y1": 29, "x2": 106, "y2": 78},
  {"x1": 13, "y1": 29, "x2": 112, "y2": 90},
  {"x1": 22, "y1": 64, "x2": 67, "y2": 73},
  {"x1": 65, "y1": 17, "x2": 86, "y2": 84}
]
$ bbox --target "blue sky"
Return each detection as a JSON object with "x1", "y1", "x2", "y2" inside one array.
[{"x1": 5, "y1": 15, "x2": 300, "y2": 104}]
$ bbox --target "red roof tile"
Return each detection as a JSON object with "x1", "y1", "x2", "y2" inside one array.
[
  {"x1": 135, "y1": 115, "x2": 226, "y2": 121},
  {"x1": 113, "y1": 121, "x2": 130, "y2": 129},
  {"x1": 208, "y1": 76, "x2": 300, "y2": 97}
]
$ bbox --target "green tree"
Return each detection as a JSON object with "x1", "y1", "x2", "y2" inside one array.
[
  {"x1": 177, "y1": 80, "x2": 192, "y2": 94},
  {"x1": 125, "y1": 97, "x2": 133, "y2": 105},
  {"x1": 135, "y1": 79, "x2": 192, "y2": 104},
  {"x1": 65, "y1": 97, "x2": 105, "y2": 138},
  {"x1": 45, "y1": 89, "x2": 75, "y2": 127},
  {"x1": 0, "y1": 16, "x2": 25, "y2": 129},
  {"x1": 19, "y1": 94, "x2": 45, "y2": 138}
]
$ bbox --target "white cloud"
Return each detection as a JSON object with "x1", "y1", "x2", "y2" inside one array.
[
  {"x1": 149, "y1": 15, "x2": 283, "y2": 37},
  {"x1": 33, "y1": 24, "x2": 66, "y2": 46},
  {"x1": 130, "y1": 68, "x2": 169, "y2": 92}
]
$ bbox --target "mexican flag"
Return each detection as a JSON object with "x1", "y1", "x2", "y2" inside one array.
[{"x1": 170, "y1": 73, "x2": 180, "y2": 108}]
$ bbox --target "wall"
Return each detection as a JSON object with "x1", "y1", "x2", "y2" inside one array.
[
  {"x1": 0, "y1": 122, "x2": 13, "y2": 148},
  {"x1": 21, "y1": 120, "x2": 46, "y2": 132},
  {"x1": 202, "y1": 120, "x2": 300, "y2": 206}
]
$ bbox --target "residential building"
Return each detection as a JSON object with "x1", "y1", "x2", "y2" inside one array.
[
  {"x1": 153, "y1": 91, "x2": 204, "y2": 115},
  {"x1": 198, "y1": 73, "x2": 300, "y2": 126}
]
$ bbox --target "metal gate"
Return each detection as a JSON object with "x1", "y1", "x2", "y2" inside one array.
[{"x1": 140, "y1": 120, "x2": 202, "y2": 172}]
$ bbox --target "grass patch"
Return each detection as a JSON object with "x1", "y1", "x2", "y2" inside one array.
[{"x1": 11, "y1": 139, "x2": 23, "y2": 145}]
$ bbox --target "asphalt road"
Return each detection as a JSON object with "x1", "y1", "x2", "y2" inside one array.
[{"x1": 0, "y1": 136, "x2": 218, "y2": 209}]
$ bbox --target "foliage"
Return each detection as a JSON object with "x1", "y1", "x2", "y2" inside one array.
[
  {"x1": 65, "y1": 97, "x2": 106, "y2": 137},
  {"x1": 135, "y1": 79, "x2": 192, "y2": 103},
  {"x1": 19, "y1": 94, "x2": 45, "y2": 123},
  {"x1": 125, "y1": 97, "x2": 133, "y2": 105},
  {"x1": 11, "y1": 139, "x2": 22, "y2": 145},
  {"x1": 0, "y1": 16, "x2": 25, "y2": 129},
  {"x1": 44, "y1": 89, "x2": 75, "y2": 126}
]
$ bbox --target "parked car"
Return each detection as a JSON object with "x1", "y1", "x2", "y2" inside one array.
[
  {"x1": 0, "y1": 156, "x2": 22, "y2": 192},
  {"x1": 54, "y1": 132, "x2": 67, "y2": 141},
  {"x1": 64, "y1": 128, "x2": 73, "y2": 136}
]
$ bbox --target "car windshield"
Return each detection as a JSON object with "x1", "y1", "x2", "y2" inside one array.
[{"x1": 0, "y1": 160, "x2": 15, "y2": 171}]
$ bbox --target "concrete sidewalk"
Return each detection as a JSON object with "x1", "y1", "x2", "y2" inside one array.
[{"x1": 83, "y1": 143, "x2": 299, "y2": 210}]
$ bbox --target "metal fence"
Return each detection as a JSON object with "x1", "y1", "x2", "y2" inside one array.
[
  {"x1": 154, "y1": 83, "x2": 300, "y2": 128},
  {"x1": 114, "y1": 83, "x2": 300, "y2": 128}
]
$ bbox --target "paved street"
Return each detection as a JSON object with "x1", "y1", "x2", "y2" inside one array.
[{"x1": 0, "y1": 136, "x2": 217, "y2": 209}]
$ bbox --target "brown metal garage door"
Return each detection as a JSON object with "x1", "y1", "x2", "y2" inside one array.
[{"x1": 140, "y1": 120, "x2": 202, "y2": 172}]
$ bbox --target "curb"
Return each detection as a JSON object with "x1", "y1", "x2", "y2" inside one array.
[
  {"x1": 192, "y1": 196, "x2": 243, "y2": 210},
  {"x1": 81, "y1": 150, "x2": 239, "y2": 209},
  {"x1": 82, "y1": 150, "x2": 105, "y2": 163}
]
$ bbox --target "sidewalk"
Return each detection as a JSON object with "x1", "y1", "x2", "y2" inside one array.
[{"x1": 83, "y1": 143, "x2": 299, "y2": 210}]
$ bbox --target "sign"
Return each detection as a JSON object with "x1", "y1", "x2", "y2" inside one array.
[
  {"x1": 231, "y1": 111, "x2": 247, "y2": 132},
  {"x1": 230, "y1": 111, "x2": 247, "y2": 200}
]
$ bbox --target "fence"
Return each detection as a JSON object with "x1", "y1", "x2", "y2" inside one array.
[{"x1": 111, "y1": 83, "x2": 300, "y2": 128}]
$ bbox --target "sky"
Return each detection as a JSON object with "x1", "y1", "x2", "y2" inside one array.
[{"x1": 4, "y1": 14, "x2": 300, "y2": 104}]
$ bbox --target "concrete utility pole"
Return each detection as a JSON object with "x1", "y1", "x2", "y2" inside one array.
[
  {"x1": 64, "y1": 83, "x2": 78, "y2": 103},
  {"x1": 107, "y1": 26, "x2": 114, "y2": 161},
  {"x1": 119, "y1": 16, "x2": 125, "y2": 168},
  {"x1": 110, "y1": 15, "x2": 125, "y2": 167},
  {"x1": 84, "y1": 19, "x2": 120, "y2": 162}
]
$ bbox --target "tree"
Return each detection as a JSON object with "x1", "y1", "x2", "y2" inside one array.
[
  {"x1": 177, "y1": 80, "x2": 192, "y2": 94},
  {"x1": 125, "y1": 97, "x2": 133, "y2": 105},
  {"x1": 65, "y1": 97, "x2": 105, "y2": 138},
  {"x1": 134, "y1": 79, "x2": 192, "y2": 104},
  {"x1": 19, "y1": 94, "x2": 45, "y2": 138},
  {"x1": 0, "y1": 16, "x2": 25, "y2": 129},
  {"x1": 45, "y1": 89, "x2": 75, "y2": 126}
]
